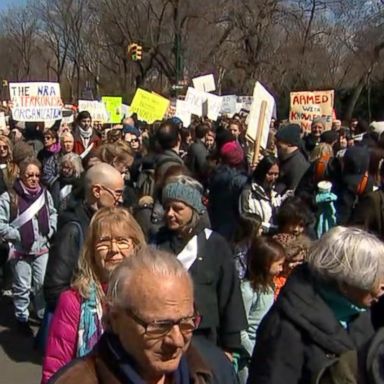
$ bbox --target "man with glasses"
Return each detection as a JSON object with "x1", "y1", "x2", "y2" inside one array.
[
  {"x1": 44, "y1": 163, "x2": 124, "y2": 317},
  {"x1": 49, "y1": 247, "x2": 238, "y2": 384}
]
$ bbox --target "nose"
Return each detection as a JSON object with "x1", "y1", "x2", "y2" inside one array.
[
  {"x1": 165, "y1": 325, "x2": 185, "y2": 348},
  {"x1": 110, "y1": 240, "x2": 119, "y2": 253}
]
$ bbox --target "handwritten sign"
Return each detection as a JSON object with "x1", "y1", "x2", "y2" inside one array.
[
  {"x1": 192, "y1": 74, "x2": 216, "y2": 93},
  {"x1": 175, "y1": 100, "x2": 191, "y2": 127},
  {"x1": 246, "y1": 82, "x2": 275, "y2": 149},
  {"x1": 9, "y1": 82, "x2": 62, "y2": 122},
  {"x1": 221, "y1": 95, "x2": 237, "y2": 115},
  {"x1": 102, "y1": 97, "x2": 122, "y2": 124},
  {"x1": 130, "y1": 89, "x2": 169, "y2": 123},
  {"x1": 290, "y1": 90, "x2": 334, "y2": 130},
  {"x1": 184, "y1": 87, "x2": 222, "y2": 120},
  {"x1": 78, "y1": 100, "x2": 108, "y2": 123}
]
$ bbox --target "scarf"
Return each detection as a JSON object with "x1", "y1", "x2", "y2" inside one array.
[
  {"x1": 77, "y1": 283, "x2": 104, "y2": 357},
  {"x1": 47, "y1": 142, "x2": 61, "y2": 154},
  {"x1": 13, "y1": 179, "x2": 49, "y2": 251},
  {"x1": 78, "y1": 126, "x2": 93, "y2": 148},
  {"x1": 102, "y1": 332, "x2": 190, "y2": 384}
]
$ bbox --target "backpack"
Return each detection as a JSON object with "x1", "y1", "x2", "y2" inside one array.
[{"x1": 136, "y1": 169, "x2": 156, "y2": 198}]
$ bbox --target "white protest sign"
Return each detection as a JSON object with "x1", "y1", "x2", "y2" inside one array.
[
  {"x1": 121, "y1": 104, "x2": 131, "y2": 118},
  {"x1": 175, "y1": 100, "x2": 191, "y2": 127},
  {"x1": 246, "y1": 82, "x2": 275, "y2": 150},
  {"x1": 9, "y1": 82, "x2": 62, "y2": 122},
  {"x1": 236, "y1": 96, "x2": 253, "y2": 112},
  {"x1": 221, "y1": 95, "x2": 237, "y2": 115},
  {"x1": 78, "y1": 100, "x2": 108, "y2": 122},
  {"x1": 0, "y1": 112, "x2": 6, "y2": 130},
  {"x1": 184, "y1": 87, "x2": 222, "y2": 120},
  {"x1": 205, "y1": 93, "x2": 223, "y2": 121},
  {"x1": 192, "y1": 74, "x2": 216, "y2": 93}
]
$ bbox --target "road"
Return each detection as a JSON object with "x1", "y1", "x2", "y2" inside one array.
[{"x1": 0, "y1": 295, "x2": 42, "y2": 384}]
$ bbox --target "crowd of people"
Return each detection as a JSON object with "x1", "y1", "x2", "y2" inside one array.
[{"x1": 0, "y1": 108, "x2": 384, "y2": 383}]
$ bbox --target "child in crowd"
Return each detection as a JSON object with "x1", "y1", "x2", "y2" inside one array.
[{"x1": 238, "y1": 236, "x2": 286, "y2": 384}]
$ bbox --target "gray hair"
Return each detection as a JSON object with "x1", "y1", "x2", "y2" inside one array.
[
  {"x1": 307, "y1": 226, "x2": 384, "y2": 291},
  {"x1": 107, "y1": 246, "x2": 192, "y2": 309},
  {"x1": 165, "y1": 174, "x2": 204, "y2": 195},
  {"x1": 59, "y1": 153, "x2": 83, "y2": 177}
]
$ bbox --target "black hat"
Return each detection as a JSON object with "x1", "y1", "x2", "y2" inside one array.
[
  {"x1": 320, "y1": 130, "x2": 338, "y2": 144},
  {"x1": 275, "y1": 124, "x2": 301, "y2": 146}
]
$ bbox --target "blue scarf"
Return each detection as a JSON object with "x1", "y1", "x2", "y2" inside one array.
[
  {"x1": 77, "y1": 283, "x2": 103, "y2": 357},
  {"x1": 104, "y1": 332, "x2": 190, "y2": 384}
]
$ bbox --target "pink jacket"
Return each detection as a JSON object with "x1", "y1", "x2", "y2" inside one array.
[{"x1": 41, "y1": 289, "x2": 81, "y2": 384}]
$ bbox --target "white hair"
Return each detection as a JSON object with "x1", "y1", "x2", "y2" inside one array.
[
  {"x1": 308, "y1": 226, "x2": 384, "y2": 291},
  {"x1": 59, "y1": 153, "x2": 83, "y2": 177},
  {"x1": 107, "y1": 246, "x2": 192, "y2": 310}
]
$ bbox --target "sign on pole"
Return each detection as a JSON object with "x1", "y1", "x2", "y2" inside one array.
[
  {"x1": 130, "y1": 89, "x2": 169, "y2": 123},
  {"x1": 78, "y1": 100, "x2": 108, "y2": 123},
  {"x1": 246, "y1": 82, "x2": 275, "y2": 161},
  {"x1": 102, "y1": 97, "x2": 123, "y2": 124},
  {"x1": 175, "y1": 100, "x2": 191, "y2": 127},
  {"x1": 192, "y1": 74, "x2": 216, "y2": 93},
  {"x1": 289, "y1": 90, "x2": 334, "y2": 131},
  {"x1": 9, "y1": 82, "x2": 62, "y2": 122}
]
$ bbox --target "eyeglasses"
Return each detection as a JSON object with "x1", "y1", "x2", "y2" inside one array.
[
  {"x1": 126, "y1": 138, "x2": 139, "y2": 144},
  {"x1": 25, "y1": 173, "x2": 40, "y2": 178},
  {"x1": 100, "y1": 185, "x2": 123, "y2": 202},
  {"x1": 96, "y1": 236, "x2": 133, "y2": 251},
  {"x1": 44, "y1": 136, "x2": 54, "y2": 140},
  {"x1": 125, "y1": 308, "x2": 201, "y2": 338},
  {"x1": 0, "y1": 146, "x2": 8, "y2": 150}
]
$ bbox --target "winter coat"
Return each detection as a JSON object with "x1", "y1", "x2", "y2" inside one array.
[
  {"x1": 48, "y1": 332, "x2": 239, "y2": 384},
  {"x1": 41, "y1": 152, "x2": 61, "y2": 189},
  {"x1": 208, "y1": 164, "x2": 248, "y2": 239},
  {"x1": 276, "y1": 149, "x2": 310, "y2": 194},
  {"x1": 0, "y1": 188, "x2": 57, "y2": 255},
  {"x1": 43, "y1": 201, "x2": 93, "y2": 311},
  {"x1": 349, "y1": 189, "x2": 384, "y2": 240},
  {"x1": 155, "y1": 149, "x2": 184, "y2": 180},
  {"x1": 239, "y1": 181, "x2": 281, "y2": 234},
  {"x1": 42, "y1": 289, "x2": 81, "y2": 384},
  {"x1": 186, "y1": 139, "x2": 209, "y2": 180},
  {"x1": 72, "y1": 127, "x2": 101, "y2": 158},
  {"x1": 247, "y1": 264, "x2": 375, "y2": 384},
  {"x1": 156, "y1": 225, "x2": 247, "y2": 351}
]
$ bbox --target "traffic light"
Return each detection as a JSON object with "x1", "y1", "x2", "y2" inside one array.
[
  {"x1": 2, "y1": 80, "x2": 8, "y2": 87},
  {"x1": 127, "y1": 43, "x2": 143, "y2": 61}
]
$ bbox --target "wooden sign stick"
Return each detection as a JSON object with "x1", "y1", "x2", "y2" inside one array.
[{"x1": 252, "y1": 100, "x2": 267, "y2": 165}]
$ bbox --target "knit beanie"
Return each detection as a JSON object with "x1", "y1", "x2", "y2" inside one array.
[
  {"x1": 122, "y1": 124, "x2": 141, "y2": 137},
  {"x1": 13, "y1": 141, "x2": 35, "y2": 165},
  {"x1": 320, "y1": 130, "x2": 338, "y2": 144},
  {"x1": 275, "y1": 124, "x2": 301, "y2": 146},
  {"x1": 219, "y1": 140, "x2": 244, "y2": 166},
  {"x1": 162, "y1": 182, "x2": 205, "y2": 213}
]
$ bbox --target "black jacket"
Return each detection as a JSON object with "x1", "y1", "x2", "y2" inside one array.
[
  {"x1": 43, "y1": 201, "x2": 93, "y2": 311},
  {"x1": 247, "y1": 264, "x2": 375, "y2": 384},
  {"x1": 156, "y1": 225, "x2": 247, "y2": 351},
  {"x1": 276, "y1": 149, "x2": 310, "y2": 194},
  {"x1": 186, "y1": 139, "x2": 209, "y2": 180},
  {"x1": 155, "y1": 149, "x2": 184, "y2": 179}
]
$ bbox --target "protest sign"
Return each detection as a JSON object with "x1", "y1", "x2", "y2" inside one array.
[
  {"x1": 78, "y1": 100, "x2": 108, "y2": 123},
  {"x1": 0, "y1": 112, "x2": 6, "y2": 130},
  {"x1": 236, "y1": 96, "x2": 253, "y2": 112},
  {"x1": 184, "y1": 87, "x2": 222, "y2": 120},
  {"x1": 192, "y1": 74, "x2": 216, "y2": 93},
  {"x1": 175, "y1": 100, "x2": 191, "y2": 127},
  {"x1": 246, "y1": 82, "x2": 275, "y2": 162},
  {"x1": 130, "y1": 89, "x2": 169, "y2": 123},
  {"x1": 221, "y1": 95, "x2": 237, "y2": 115},
  {"x1": 290, "y1": 90, "x2": 334, "y2": 130},
  {"x1": 9, "y1": 82, "x2": 62, "y2": 122},
  {"x1": 102, "y1": 97, "x2": 122, "y2": 124},
  {"x1": 121, "y1": 104, "x2": 131, "y2": 118}
]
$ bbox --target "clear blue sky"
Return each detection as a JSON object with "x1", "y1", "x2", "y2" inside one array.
[{"x1": 0, "y1": 0, "x2": 27, "y2": 11}]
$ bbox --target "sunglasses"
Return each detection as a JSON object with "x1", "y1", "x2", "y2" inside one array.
[
  {"x1": 0, "y1": 145, "x2": 8, "y2": 150},
  {"x1": 127, "y1": 138, "x2": 139, "y2": 144}
]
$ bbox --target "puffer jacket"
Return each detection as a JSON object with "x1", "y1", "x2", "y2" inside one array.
[
  {"x1": 42, "y1": 289, "x2": 81, "y2": 384},
  {"x1": 239, "y1": 181, "x2": 281, "y2": 234},
  {"x1": 247, "y1": 264, "x2": 375, "y2": 384}
]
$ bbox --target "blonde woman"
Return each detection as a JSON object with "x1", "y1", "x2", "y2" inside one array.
[
  {"x1": 0, "y1": 135, "x2": 18, "y2": 193},
  {"x1": 42, "y1": 207, "x2": 145, "y2": 384}
]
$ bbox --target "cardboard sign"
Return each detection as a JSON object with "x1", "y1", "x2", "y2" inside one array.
[
  {"x1": 130, "y1": 89, "x2": 169, "y2": 123},
  {"x1": 175, "y1": 100, "x2": 191, "y2": 127},
  {"x1": 290, "y1": 90, "x2": 334, "y2": 130},
  {"x1": 246, "y1": 82, "x2": 275, "y2": 149},
  {"x1": 192, "y1": 74, "x2": 216, "y2": 93},
  {"x1": 184, "y1": 87, "x2": 222, "y2": 120},
  {"x1": 101, "y1": 97, "x2": 122, "y2": 124},
  {"x1": 78, "y1": 100, "x2": 108, "y2": 123},
  {"x1": 221, "y1": 95, "x2": 237, "y2": 115},
  {"x1": 9, "y1": 82, "x2": 62, "y2": 122}
]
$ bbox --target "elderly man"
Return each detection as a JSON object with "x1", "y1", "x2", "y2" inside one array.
[
  {"x1": 49, "y1": 247, "x2": 238, "y2": 384},
  {"x1": 44, "y1": 163, "x2": 124, "y2": 313}
]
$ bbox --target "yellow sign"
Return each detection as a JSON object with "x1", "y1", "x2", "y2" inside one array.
[
  {"x1": 102, "y1": 96, "x2": 122, "y2": 124},
  {"x1": 130, "y1": 89, "x2": 169, "y2": 123},
  {"x1": 290, "y1": 90, "x2": 334, "y2": 131}
]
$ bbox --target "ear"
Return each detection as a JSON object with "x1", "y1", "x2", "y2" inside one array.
[{"x1": 92, "y1": 184, "x2": 102, "y2": 199}]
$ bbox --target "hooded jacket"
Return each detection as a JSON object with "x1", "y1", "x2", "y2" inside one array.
[{"x1": 247, "y1": 264, "x2": 375, "y2": 384}]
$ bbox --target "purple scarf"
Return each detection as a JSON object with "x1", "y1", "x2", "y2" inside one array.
[{"x1": 13, "y1": 179, "x2": 49, "y2": 251}]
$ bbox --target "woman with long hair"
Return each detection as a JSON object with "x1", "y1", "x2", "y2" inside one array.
[
  {"x1": 0, "y1": 135, "x2": 18, "y2": 193},
  {"x1": 42, "y1": 207, "x2": 145, "y2": 384}
]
